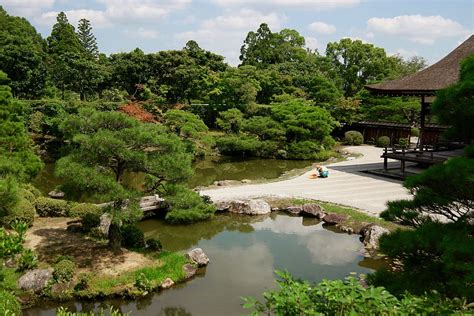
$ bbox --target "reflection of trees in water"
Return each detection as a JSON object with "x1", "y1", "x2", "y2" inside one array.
[
  {"x1": 158, "y1": 306, "x2": 192, "y2": 316},
  {"x1": 140, "y1": 213, "x2": 269, "y2": 251}
]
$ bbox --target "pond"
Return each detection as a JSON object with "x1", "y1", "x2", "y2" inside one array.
[
  {"x1": 24, "y1": 213, "x2": 384, "y2": 316},
  {"x1": 32, "y1": 156, "x2": 313, "y2": 194}
]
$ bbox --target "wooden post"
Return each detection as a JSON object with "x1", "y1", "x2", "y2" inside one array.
[
  {"x1": 419, "y1": 95, "x2": 429, "y2": 152},
  {"x1": 384, "y1": 147, "x2": 388, "y2": 171}
]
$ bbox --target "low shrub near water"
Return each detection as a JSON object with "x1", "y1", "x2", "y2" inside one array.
[
  {"x1": 376, "y1": 136, "x2": 391, "y2": 147},
  {"x1": 344, "y1": 130, "x2": 364, "y2": 145},
  {"x1": 146, "y1": 238, "x2": 163, "y2": 252},
  {"x1": 1, "y1": 198, "x2": 35, "y2": 227},
  {"x1": 53, "y1": 259, "x2": 76, "y2": 282},
  {"x1": 121, "y1": 225, "x2": 145, "y2": 249},
  {"x1": 243, "y1": 271, "x2": 472, "y2": 315},
  {"x1": 0, "y1": 290, "x2": 21, "y2": 316},
  {"x1": 68, "y1": 203, "x2": 100, "y2": 218},
  {"x1": 36, "y1": 197, "x2": 70, "y2": 217}
]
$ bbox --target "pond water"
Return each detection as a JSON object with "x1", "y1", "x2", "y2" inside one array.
[
  {"x1": 24, "y1": 213, "x2": 384, "y2": 316},
  {"x1": 32, "y1": 156, "x2": 313, "y2": 194}
]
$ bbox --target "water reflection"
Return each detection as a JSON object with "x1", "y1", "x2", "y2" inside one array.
[{"x1": 25, "y1": 213, "x2": 382, "y2": 316}]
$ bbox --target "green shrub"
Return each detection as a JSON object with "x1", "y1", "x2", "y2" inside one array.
[
  {"x1": 163, "y1": 185, "x2": 216, "y2": 224},
  {"x1": 344, "y1": 130, "x2": 364, "y2": 145},
  {"x1": 35, "y1": 197, "x2": 70, "y2": 217},
  {"x1": 410, "y1": 127, "x2": 420, "y2": 137},
  {"x1": 134, "y1": 273, "x2": 152, "y2": 292},
  {"x1": 0, "y1": 290, "x2": 21, "y2": 316},
  {"x1": 243, "y1": 271, "x2": 471, "y2": 315},
  {"x1": 74, "y1": 273, "x2": 91, "y2": 292},
  {"x1": 17, "y1": 249, "x2": 38, "y2": 272},
  {"x1": 1, "y1": 198, "x2": 35, "y2": 227},
  {"x1": 121, "y1": 225, "x2": 145, "y2": 249},
  {"x1": 376, "y1": 136, "x2": 391, "y2": 147},
  {"x1": 53, "y1": 259, "x2": 76, "y2": 282},
  {"x1": 68, "y1": 203, "x2": 100, "y2": 218},
  {"x1": 465, "y1": 145, "x2": 474, "y2": 158},
  {"x1": 215, "y1": 135, "x2": 260, "y2": 156},
  {"x1": 399, "y1": 137, "x2": 409, "y2": 148},
  {"x1": 146, "y1": 238, "x2": 163, "y2": 252},
  {"x1": 19, "y1": 188, "x2": 37, "y2": 204},
  {"x1": 287, "y1": 141, "x2": 322, "y2": 160},
  {"x1": 313, "y1": 150, "x2": 338, "y2": 161},
  {"x1": 81, "y1": 212, "x2": 101, "y2": 232},
  {"x1": 0, "y1": 221, "x2": 27, "y2": 259}
]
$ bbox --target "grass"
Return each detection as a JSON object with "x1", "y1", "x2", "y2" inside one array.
[
  {"x1": 0, "y1": 266, "x2": 20, "y2": 293},
  {"x1": 266, "y1": 197, "x2": 404, "y2": 232},
  {"x1": 77, "y1": 251, "x2": 189, "y2": 298}
]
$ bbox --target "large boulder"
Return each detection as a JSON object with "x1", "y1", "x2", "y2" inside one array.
[
  {"x1": 99, "y1": 213, "x2": 112, "y2": 236},
  {"x1": 322, "y1": 213, "x2": 348, "y2": 225},
  {"x1": 214, "y1": 200, "x2": 231, "y2": 212},
  {"x1": 302, "y1": 204, "x2": 326, "y2": 219},
  {"x1": 285, "y1": 206, "x2": 303, "y2": 216},
  {"x1": 18, "y1": 269, "x2": 53, "y2": 293},
  {"x1": 186, "y1": 248, "x2": 209, "y2": 267},
  {"x1": 228, "y1": 199, "x2": 271, "y2": 215},
  {"x1": 360, "y1": 224, "x2": 390, "y2": 250}
]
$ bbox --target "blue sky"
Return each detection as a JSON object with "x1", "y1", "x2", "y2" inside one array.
[{"x1": 3, "y1": 0, "x2": 473, "y2": 65}]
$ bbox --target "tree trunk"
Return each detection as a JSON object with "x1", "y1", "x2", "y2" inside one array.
[{"x1": 108, "y1": 221, "x2": 122, "y2": 254}]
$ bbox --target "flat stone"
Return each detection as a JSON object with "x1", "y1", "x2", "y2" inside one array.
[
  {"x1": 48, "y1": 190, "x2": 65, "y2": 198},
  {"x1": 302, "y1": 204, "x2": 326, "y2": 219},
  {"x1": 228, "y1": 199, "x2": 271, "y2": 215},
  {"x1": 241, "y1": 179, "x2": 252, "y2": 184},
  {"x1": 322, "y1": 213, "x2": 348, "y2": 225},
  {"x1": 285, "y1": 206, "x2": 303, "y2": 216},
  {"x1": 161, "y1": 278, "x2": 174, "y2": 289},
  {"x1": 183, "y1": 264, "x2": 197, "y2": 279},
  {"x1": 186, "y1": 248, "x2": 210, "y2": 267},
  {"x1": 214, "y1": 200, "x2": 231, "y2": 212},
  {"x1": 337, "y1": 225, "x2": 354, "y2": 234},
  {"x1": 18, "y1": 269, "x2": 53, "y2": 293}
]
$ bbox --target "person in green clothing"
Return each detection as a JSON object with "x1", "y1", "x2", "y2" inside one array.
[{"x1": 316, "y1": 165, "x2": 329, "y2": 178}]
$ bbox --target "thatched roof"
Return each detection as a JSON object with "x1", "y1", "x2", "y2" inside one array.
[{"x1": 366, "y1": 35, "x2": 474, "y2": 96}]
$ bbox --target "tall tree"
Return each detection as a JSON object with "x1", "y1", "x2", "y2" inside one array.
[
  {"x1": 77, "y1": 18, "x2": 99, "y2": 58},
  {"x1": 0, "y1": 6, "x2": 47, "y2": 98}
]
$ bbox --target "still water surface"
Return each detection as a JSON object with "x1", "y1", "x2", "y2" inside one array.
[{"x1": 25, "y1": 213, "x2": 383, "y2": 316}]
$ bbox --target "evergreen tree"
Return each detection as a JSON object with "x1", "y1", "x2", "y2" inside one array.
[{"x1": 77, "y1": 18, "x2": 99, "y2": 58}]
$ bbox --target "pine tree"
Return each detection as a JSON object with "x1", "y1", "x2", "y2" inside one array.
[
  {"x1": 47, "y1": 12, "x2": 82, "y2": 55},
  {"x1": 77, "y1": 18, "x2": 99, "y2": 58}
]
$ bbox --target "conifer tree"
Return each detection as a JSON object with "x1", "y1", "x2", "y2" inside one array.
[{"x1": 77, "y1": 18, "x2": 99, "y2": 58}]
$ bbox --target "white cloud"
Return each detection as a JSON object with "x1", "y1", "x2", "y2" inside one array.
[
  {"x1": 367, "y1": 15, "x2": 468, "y2": 45},
  {"x1": 175, "y1": 9, "x2": 286, "y2": 65},
  {"x1": 135, "y1": 27, "x2": 159, "y2": 39},
  {"x1": 211, "y1": 0, "x2": 360, "y2": 9},
  {"x1": 305, "y1": 36, "x2": 324, "y2": 52},
  {"x1": 308, "y1": 21, "x2": 336, "y2": 34},
  {"x1": 2, "y1": 0, "x2": 54, "y2": 16},
  {"x1": 37, "y1": 0, "x2": 191, "y2": 28},
  {"x1": 392, "y1": 48, "x2": 419, "y2": 59}
]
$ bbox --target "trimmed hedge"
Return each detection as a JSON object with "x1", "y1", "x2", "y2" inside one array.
[
  {"x1": 35, "y1": 197, "x2": 70, "y2": 217},
  {"x1": 121, "y1": 225, "x2": 145, "y2": 249},
  {"x1": 53, "y1": 259, "x2": 76, "y2": 282},
  {"x1": 68, "y1": 203, "x2": 100, "y2": 218},
  {"x1": 344, "y1": 131, "x2": 364, "y2": 145},
  {"x1": 376, "y1": 136, "x2": 391, "y2": 148},
  {"x1": 1, "y1": 198, "x2": 36, "y2": 227}
]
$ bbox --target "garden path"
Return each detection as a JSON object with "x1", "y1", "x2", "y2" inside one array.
[{"x1": 200, "y1": 145, "x2": 412, "y2": 216}]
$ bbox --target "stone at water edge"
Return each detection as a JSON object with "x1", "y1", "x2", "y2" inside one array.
[
  {"x1": 322, "y1": 213, "x2": 348, "y2": 225},
  {"x1": 360, "y1": 224, "x2": 390, "y2": 250},
  {"x1": 18, "y1": 269, "x2": 53, "y2": 293},
  {"x1": 241, "y1": 179, "x2": 252, "y2": 184},
  {"x1": 161, "y1": 278, "x2": 174, "y2": 289},
  {"x1": 48, "y1": 190, "x2": 65, "y2": 198},
  {"x1": 214, "y1": 200, "x2": 231, "y2": 212},
  {"x1": 186, "y1": 248, "x2": 210, "y2": 267},
  {"x1": 183, "y1": 264, "x2": 197, "y2": 279},
  {"x1": 302, "y1": 204, "x2": 326, "y2": 219},
  {"x1": 228, "y1": 199, "x2": 271, "y2": 215},
  {"x1": 285, "y1": 206, "x2": 303, "y2": 216},
  {"x1": 99, "y1": 213, "x2": 112, "y2": 236}
]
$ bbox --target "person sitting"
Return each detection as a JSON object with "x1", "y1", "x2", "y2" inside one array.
[{"x1": 316, "y1": 165, "x2": 329, "y2": 178}]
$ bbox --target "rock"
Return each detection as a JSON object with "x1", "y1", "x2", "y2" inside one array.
[
  {"x1": 183, "y1": 264, "x2": 197, "y2": 279},
  {"x1": 360, "y1": 224, "x2": 390, "y2": 250},
  {"x1": 214, "y1": 200, "x2": 231, "y2": 212},
  {"x1": 241, "y1": 179, "x2": 252, "y2": 184},
  {"x1": 285, "y1": 206, "x2": 303, "y2": 216},
  {"x1": 99, "y1": 213, "x2": 112, "y2": 236},
  {"x1": 228, "y1": 199, "x2": 271, "y2": 215},
  {"x1": 271, "y1": 207, "x2": 280, "y2": 212},
  {"x1": 48, "y1": 190, "x2": 65, "y2": 198},
  {"x1": 322, "y1": 213, "x2": 348, "y2": 225},
  {"x1": 186, "y1": 248, "x2": 210, "y2": 267},
  {"x1": 18, "y1": 269, "x2": 53, "y2": 293},
  {"x1": 161, "y1": 278, "x2": 174, "y2": 289},
  {"x1": 337, "y1": 225, "x2": 354, "y2": 234},
  {"x1": 302, "y1": 204, "x2": 326, "y2": 219},
  {"x1": 214, "y1": 180, "x2": 234, "y2": 186}
]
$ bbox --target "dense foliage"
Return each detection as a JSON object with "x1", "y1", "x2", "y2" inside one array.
[{"x1": 244, "y1": 271, "x2": 471, "y2": 315}]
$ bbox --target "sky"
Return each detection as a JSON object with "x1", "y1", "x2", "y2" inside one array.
[{"x1": 2, "y1": 0, "x2": 473, "y2": 65}]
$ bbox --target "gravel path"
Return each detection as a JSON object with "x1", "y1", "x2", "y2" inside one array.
[{"x1": 200, "y1": 146, "x2": 411, "y2": 216}]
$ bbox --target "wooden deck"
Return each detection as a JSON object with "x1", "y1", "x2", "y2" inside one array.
[{"x1": 381, "y1": 147, "x2": 464, "y2": 172}]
